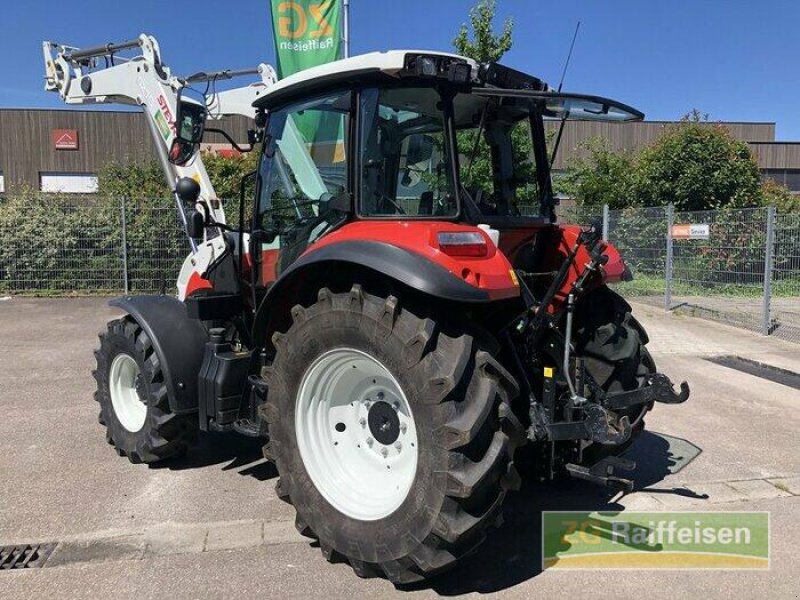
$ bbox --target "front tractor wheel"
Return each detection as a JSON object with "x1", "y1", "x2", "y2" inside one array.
[
  {"x1": 260, "y1": 287, "x2": 523, "y2": 584},
  {"x1": 93, "y1": 317, "x2": 196, "y2": 464}
]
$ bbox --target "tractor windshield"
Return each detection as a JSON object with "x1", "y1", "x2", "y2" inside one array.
[
  {"x1": 354, "y1": 83, "x2": 642, "y2": 222},
  {"x1": 453, "y1": 89, "x2": 643, "y2": 220}
]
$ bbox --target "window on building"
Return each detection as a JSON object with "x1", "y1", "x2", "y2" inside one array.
[
  {"x1": 0, "y1": 171, "x2": 5, "y2": 194},
  {"x1": 762, "y1": 169, "x2": 785, "y2": 186},
  {"x1": 761, "y1": 169, "x2": 800, "y2": 192},
  {"x1": 784, "y1": 169, "x2": 800, "y2": 192},
  {"x1": 39, "y1": 172, "x2": 98, "y2": 194}
]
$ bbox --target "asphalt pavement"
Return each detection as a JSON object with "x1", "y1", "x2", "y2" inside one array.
[{"x1": 0, "y1": 296, "x2": 798, "y2": 599}]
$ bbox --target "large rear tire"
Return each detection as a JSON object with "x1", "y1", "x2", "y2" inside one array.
[
  {"x1": 576, "y1": 286, "x2": 655, "y2": 430},
  {"x1": 259, "y1": 286, "x2": 523, "y2": 584},
  {"x1": 93, "y1": 317, "x2": 197, "y2": 464}
]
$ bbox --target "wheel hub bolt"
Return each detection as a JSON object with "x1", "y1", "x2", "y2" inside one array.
[
  {"x1": 393, "y1": 401, "x2": 400, "y2": 410},
  {"x1": 400, "y1": 423, "x2": 407, "y2": 434},
  {"x1": 381, "y1": 447, "x2": 388, "y2": 457},
  {"x1": 394, "y1": 441, "x2": 402, "y2": 452},
  {"x1": 366, "y1": 437, "x2": 374, "y2": 447},
  {"x1": 377, "y1": 391, "x2": 385, "y2": 400},
  {"x1": 359, "y1": 417, "x2": 367, "y2": 427}
]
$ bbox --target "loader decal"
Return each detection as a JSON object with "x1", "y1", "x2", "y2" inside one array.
[{"x1": 154, "y1": 109, "x2": 172, "y2": 141}]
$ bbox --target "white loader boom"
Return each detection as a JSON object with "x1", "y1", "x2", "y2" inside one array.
[{"x1": 42, "y1": 34, "x2": 277, "y2": 298}]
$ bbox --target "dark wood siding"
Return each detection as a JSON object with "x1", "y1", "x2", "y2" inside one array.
[
  {"x1": 1, "y1": 108, "x2": 796, "y2": 192},
  {"x1": 545, "y1": 120, "x2": 778, "y2": 170},
  {"x1": 748, "y1": 142, "x2": 800, "y2": 169},
  {"x1": 0, "y1": 109, "x2": 251, "y2": 190}
]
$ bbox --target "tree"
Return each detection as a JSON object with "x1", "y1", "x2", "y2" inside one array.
[
  {"x1": 97, "y1": 159, "x2": 170, "y2": 201},
  {"x1": 760, "y1": 177, "x2": 800, "y2": 213},
  {"x1": 563, "y1": 111, "x2": 766, "y2": 211},
  {"x1": 97, "y1": 149, "x2": 258, "y2": 205},
  {"x1": 202, "y1": 150, "x2": 260, "y2": 201},
  {"x1": 453, "y1": 0, "x2": 513, "y2": 64},
  {"x1": 558, "y1": 139, "x2": 636, "y2": 209},
  {"x1": 634, "y1": 114, "x2": 762, "y2": 211},
  {"x1": 453, "y1": 1, "x2": 540, "y2": 209}
]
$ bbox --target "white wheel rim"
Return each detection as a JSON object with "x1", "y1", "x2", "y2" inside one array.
[
  {"x1": 296, "y1": 347, "x2": 418, "y2": 521},
  {"x1": 109, "y1": 353, "x2": 147, "y2": 433}
]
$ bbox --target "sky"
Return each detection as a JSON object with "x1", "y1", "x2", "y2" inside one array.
[{"x1": 1, "y1": 0, "x2": 798, "y2": 139}]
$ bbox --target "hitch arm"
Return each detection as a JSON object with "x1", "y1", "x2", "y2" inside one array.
[
  {"x1": 604, "y1": 373, "x2": 690, "y2": 411},
  {"x1": 543, "y1": 403, "x2": 632, "y2": 446}
]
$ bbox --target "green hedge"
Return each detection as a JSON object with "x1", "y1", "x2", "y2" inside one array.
[{"x1": 0, "y1": 190, "x2": 188, "y2": 295}]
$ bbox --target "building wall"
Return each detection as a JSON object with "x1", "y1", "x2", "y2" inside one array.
[
  {"x1": 0, "y1": 109, "x2": 251, "y2": 191},
  {"x1": 1, "y1": 108, "x2": 798, "y2": 193},
  {"x1": 544, "y1": 120, "x2": 778, "y2": 170}
]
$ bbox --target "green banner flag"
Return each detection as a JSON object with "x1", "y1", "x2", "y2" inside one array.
[
  {"x1": 270, "y1": 0, "x2": 342, "y2": 78},
  {"x1": 270, "y1": 1, "x2": 344, "y2": 154}
]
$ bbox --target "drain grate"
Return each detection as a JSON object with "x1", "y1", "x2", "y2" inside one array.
[{"x1": 0, "y1": 543, "x2": 57, "y2": 570}]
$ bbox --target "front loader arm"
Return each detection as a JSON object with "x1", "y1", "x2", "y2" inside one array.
[
  {"x1": 43, "y1": 35, "x2": 219, "y2": 231},
  {"x1": 42, "y1": 34, "x2": 278, "y2": 298}
]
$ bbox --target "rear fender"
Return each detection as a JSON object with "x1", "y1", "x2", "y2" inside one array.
[
  {"x1": 541, "y1": 225, "x2": 630, "y2": 308},
  {"x1": 251, "y1": 235, "x2": 519, "y2": 349},
  {"x1": 110, "y1": 295, "x2": 208, "y2": 414}
]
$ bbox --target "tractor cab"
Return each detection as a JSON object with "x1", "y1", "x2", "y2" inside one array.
[{"x1": 244, "y1": 50, "x2": 643, "y2": 289}]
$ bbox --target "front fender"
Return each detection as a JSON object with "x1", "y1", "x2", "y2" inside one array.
[{"x1": 109, "y1": 295, "x2": 208, "y2": 414}]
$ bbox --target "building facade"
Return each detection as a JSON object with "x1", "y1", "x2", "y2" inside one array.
[
  {"x1": 0, "y1": 108, "x2": 250, "y2": 194},
  {"x1": 1, "y1": 108, "x2": 798, "y2": 195}
]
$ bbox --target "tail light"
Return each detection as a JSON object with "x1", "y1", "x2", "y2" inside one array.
[{"x1": 437, "y1": 232, "x2": 488, "y2": 257}]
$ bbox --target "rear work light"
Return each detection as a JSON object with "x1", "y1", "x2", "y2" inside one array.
[
  {"x1": 403, "y1": 54, "x2": 473, "y2": 84},
  {"x1": 437, "y1": 232, "x2": 488, "y2": 257}
]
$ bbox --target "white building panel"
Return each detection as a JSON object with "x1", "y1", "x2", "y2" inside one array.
[{"x1": 40, "y1": 172, "x2": 98, "y2": 194}]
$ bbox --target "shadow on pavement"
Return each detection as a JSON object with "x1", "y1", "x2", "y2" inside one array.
[
  {"x1": 151, "y1": 425, "x2": 704, "y2": 594},
  {"x1": 626, "y1": 430, "x2": 706, "y2": 499},
  {"x1": 422, "y1": 430, "x2": 704, "y2": 595},
  {"x1": 153, "y1": 431, "x2": 278, "y2": 481}
]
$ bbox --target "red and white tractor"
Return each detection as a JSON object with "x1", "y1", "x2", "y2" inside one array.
[{"x1": 44, "y1": 36, "x2": 689, "y2": 584}]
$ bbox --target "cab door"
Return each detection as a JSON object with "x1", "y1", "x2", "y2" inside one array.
[{"x1": 253, "y1": 91, "x2": 352, "y2": 287}]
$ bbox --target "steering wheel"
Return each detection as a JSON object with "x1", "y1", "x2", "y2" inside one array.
[{"x1": 379, "y1": 194, "x2": 406, "y2": 215}]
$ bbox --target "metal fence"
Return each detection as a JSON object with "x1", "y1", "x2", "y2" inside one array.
[
  {"x1": 0, "y1": 198, "x2": 189, "y2": 296},
  {"x1": 0, "y1": 196, "x2": 797, "y2": 342},
  {"x1": 560, "y1": 204, "x2": 800, "y2": 343}
]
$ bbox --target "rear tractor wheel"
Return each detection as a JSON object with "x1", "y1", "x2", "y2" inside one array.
[
  {"x1": 259, "y1": 286, "x2": 524, "y2": 584},
  {"x1": 93, "y1": 317, "x2": 196, "y2": 464}
]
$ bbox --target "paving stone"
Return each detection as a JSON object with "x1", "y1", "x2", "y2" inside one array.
[
  {"x1": 144, "y1": 523, "x2": 208, "y2": 557},
  {"x1": 205, "y1": 520, "x2": 264, "y2": 552},
  {"x1": 645, "y1": 482, "x2": 741, "y2": 508},
  {"x1": 619, "y1": 493, "x2": 665, "y2": 510},
  {"x1": 727, "y1": 478, "x2": 792, "y2": 500},
  {"x1": 47, "y1": 534, "x2": 145, "y2": 566},
  {"x1": 767, "y1": 477, "x2": 800, "y2": 496}
]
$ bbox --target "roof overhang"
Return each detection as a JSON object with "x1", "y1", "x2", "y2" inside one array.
[{"x1": 253, "y1": 50, "x2": 480, "y2": 110}]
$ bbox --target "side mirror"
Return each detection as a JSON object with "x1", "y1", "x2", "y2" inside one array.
[
  {"x1": 168, "y1": 90, "x2": 207, "y2": 165},
  {"x1": 406, "y1": 134, "x2": 435, "y2": 165},
  {"x1": 318, "y1": 191, "x2": 352, "y2": 214},
  {"x1": 176, "y1": 97, "x2": 207, "y2": 144}
]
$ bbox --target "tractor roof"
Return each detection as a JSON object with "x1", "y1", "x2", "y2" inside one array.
[
  {"x1": 253, "y1": 50, "x2": 483, "y2": 109},
  {"x1": 252, "y1": 50, "x2": 644, "y2": 123}
]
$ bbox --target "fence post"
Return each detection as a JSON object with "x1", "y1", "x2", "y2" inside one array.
[
  {"x1": 762, "y1": 205, "x2": 776, "y2": 336},
  {"x1": 121, "y1": 197, "x2": 129, "y2": 294},
  {"x1": 665, "y1": 204, "x2": 674, "y2": 311},
  {"x1": 601, "y1": 204, "x2": 609, "y2": 241}
]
